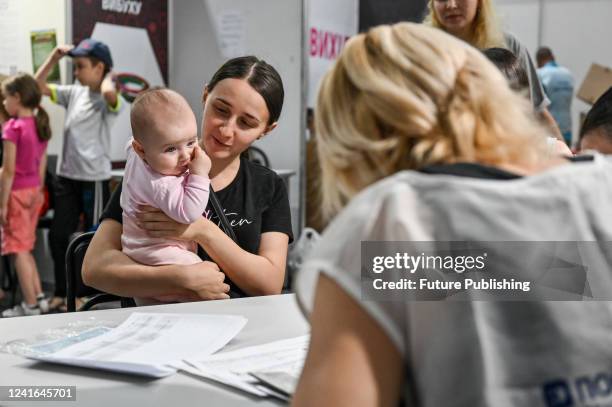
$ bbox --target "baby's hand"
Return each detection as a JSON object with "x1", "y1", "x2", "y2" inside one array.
[{"x1": 188, "y1": 144, "x2": 211, "y2": 176}]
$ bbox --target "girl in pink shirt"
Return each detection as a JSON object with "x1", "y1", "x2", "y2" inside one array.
[{"x1": 1, "y1": 73, "x2": 51, "y2": 317}]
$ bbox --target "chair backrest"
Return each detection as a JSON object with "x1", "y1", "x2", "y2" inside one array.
[
  {"x1": 65, "y1": 232, "x2": 98, "y2": 311},
  {"x1": 244, "y1": 146, "x2": 270, "y2": 168},
  {"x1": 65, "y1": 231, "x2": 134, "y2": 312}
]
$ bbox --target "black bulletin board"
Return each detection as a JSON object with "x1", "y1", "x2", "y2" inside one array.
[{"x1": 359, "y1": 0, "x2": 428, "y2": 32}]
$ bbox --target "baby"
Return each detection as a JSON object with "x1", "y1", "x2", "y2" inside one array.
[{"x1": 121, "y1": 88, "x2": 210, "y2": 286}]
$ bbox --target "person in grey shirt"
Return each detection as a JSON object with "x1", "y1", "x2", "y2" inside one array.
[
  {"x1": 423, "y1": 0, "x2": 563, "y2": 140},
  {"x1": 35, "y1": 38, "x2": 124, "y2": 311},
  {"x1": 293, "y1": 23, "x2": 612, "y2": 407}
]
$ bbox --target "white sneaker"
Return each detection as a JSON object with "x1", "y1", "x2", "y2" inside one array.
[
  {"x1": 37, "y1": 294, "x2": 49, "y2": 314},
  {"x1": 1, "y1": 302, "x2": 41, "y2": 318}
]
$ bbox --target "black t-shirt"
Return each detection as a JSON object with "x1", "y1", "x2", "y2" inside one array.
[
  {"x1": 419, "y1": 162, "x2": 521, "y2": 179},
  {"x1": 419, "y1": 156, "x2": 594, "y2": 179},
  {"x1": 100, "y1": 156, "x2": 294, "y2": 296}
]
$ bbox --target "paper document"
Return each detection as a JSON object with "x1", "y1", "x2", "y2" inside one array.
[
  {"x1": 29, "y1": 313, "x2": 247, "y2": 378},
  {"x1": 250, "y1": 371, "x2": 299, "y2": 397},
  {"x1": 181, "y1": 335, "x2": 309, "y2": 399}
]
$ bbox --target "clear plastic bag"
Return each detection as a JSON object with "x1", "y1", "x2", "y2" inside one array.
[
  {"x1": 0, "y1": 316, "x2": 118, "y2": 358},
  {"x1": 287, "y1": 227, "x2": 321, "y2": 285}
]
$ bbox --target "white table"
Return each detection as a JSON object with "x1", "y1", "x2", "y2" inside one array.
[
  {"x1": 0, "y1": 294, "x2": 309, "y2": 406},
  {"x1": 109, "y1": 169, "x2": 126, "y2": 181}
]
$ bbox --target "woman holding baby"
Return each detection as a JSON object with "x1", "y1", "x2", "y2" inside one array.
[{"x1": 82, "y1": 56, "x2": 293, "y2": 301}]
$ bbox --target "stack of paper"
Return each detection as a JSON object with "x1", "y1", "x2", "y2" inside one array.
[
  {"x1": 27, "y1": 313, "x2": 247, "y2": 378},
  {"x1": 179, "y1": 335, "x2": 310, "y2": 401}
]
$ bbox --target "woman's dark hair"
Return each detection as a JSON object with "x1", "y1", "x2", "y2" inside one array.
[
  {"x1": 483, "y1": 48, "x2": 529, "y2": 93},
  {"x1": 208, "y1": 56, "x2": 284, "y2": 125},
  {"x1": 1, "y1": 73, "x2": 51, "y2": 141},
  {"x1": 580, "y1": 87, "x2": 612, "y2": 141}
]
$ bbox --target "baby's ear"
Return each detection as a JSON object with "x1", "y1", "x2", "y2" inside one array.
[{"x1": 132, "y1": 139, "x2": 146, "y2": 161}]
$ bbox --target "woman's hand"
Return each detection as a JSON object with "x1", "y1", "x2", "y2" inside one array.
[
  {"x1": 0, "y1": 205, "x2": 6, "y2": 225},
  {"x1": 136, "y1": 205, "x2": 207, "y2": 241},
  {"x1": 180, "y1": 260, "x2": 230, "y2": 300}
]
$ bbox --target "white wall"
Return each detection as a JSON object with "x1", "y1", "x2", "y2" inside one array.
[
  {"x1": 0, "y1": 0, "x2": 68, "y2": 160},
  {"x1": 496, "y1": 0, "x2": 612, "y2": 145},
  {"x1": 496, "y1": 0, "x2": 540, "y2": 54}
]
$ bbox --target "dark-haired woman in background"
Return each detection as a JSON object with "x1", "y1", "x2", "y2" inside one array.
[
  {"x1": 579, "y1": 87, "x2": 612, "y2": 154},
  {"x1": 483, "y1": 47, "x2": 529, "y2": 95},
  {"x1": 82, "y1": 56, "x2": 293, "y2": 302},
  {"x1": 484, "y1": 47, "x2": 573, "y2": 156}
]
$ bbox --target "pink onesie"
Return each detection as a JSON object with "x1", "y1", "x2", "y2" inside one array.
[{"x1": 120, "y1": 143, "x2": 210, "y2": 266}]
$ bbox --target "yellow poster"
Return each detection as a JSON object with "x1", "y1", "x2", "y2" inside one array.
[{"x1": 31, "y1": 29, "x2": 59, "y2": 82}]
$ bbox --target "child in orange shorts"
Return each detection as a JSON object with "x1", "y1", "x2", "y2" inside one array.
[
  {"x1": 0, "y1": 73, "x2": 51, "y2": 317},
  {"x1": 0, "y1": 74, "x2": 9, "y2": 303}
]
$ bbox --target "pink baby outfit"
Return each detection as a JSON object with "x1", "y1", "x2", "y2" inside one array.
[{"x1": 120, "y1": 142, "x2": 210, "y2": 266}]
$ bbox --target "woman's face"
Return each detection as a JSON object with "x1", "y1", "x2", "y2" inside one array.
[
  {"x1": 433, "y1": 0, "x2": 479, "y2": 34},
  {"x1": 201, "y1": 78, "x2": 273, "y2": 161}
]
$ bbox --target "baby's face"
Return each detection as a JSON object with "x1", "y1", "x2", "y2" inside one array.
[{"x1": 139, "y1": 114, "x2": 199, "y2": 176}]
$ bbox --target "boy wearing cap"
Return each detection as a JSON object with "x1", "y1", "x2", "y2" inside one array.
[{"x1": 35, "y1": 38, "x2": 124, "y2": 311}]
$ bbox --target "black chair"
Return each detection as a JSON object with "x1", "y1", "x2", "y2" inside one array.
[
  {"x1": 65, "y1": 231, "x2": 135, "y2": 312},
  {"x1": 245, "y1": 146, "x2": 270, "y2": 168}
]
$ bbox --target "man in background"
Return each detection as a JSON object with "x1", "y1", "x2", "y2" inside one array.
[{"x1": 536, "y1": 46, "x2": 575, "y2": 147}]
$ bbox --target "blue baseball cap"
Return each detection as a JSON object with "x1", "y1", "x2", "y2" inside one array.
[{"x1": 68, "y1": 38, "x2": 113, "y2": 69}]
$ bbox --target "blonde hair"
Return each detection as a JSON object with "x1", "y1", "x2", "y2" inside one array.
[
  {"x1": 424, "y1": 0, "x2": 505, "y2": 49},
  {"x1": 315, "y1": 22, "x2": 548, "y2": 219}
]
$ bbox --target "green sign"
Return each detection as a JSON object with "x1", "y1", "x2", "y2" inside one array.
[{"x1": 31, "y1": 30, "x2": 59, "y2": 82}]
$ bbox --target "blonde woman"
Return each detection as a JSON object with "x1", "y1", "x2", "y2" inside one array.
[
  {"x1": 293, "y1": 23, "x2": 612, "y2": 406},
  {"x1": 424, "y1": 0, "x2": 562, "y2": 139}
]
